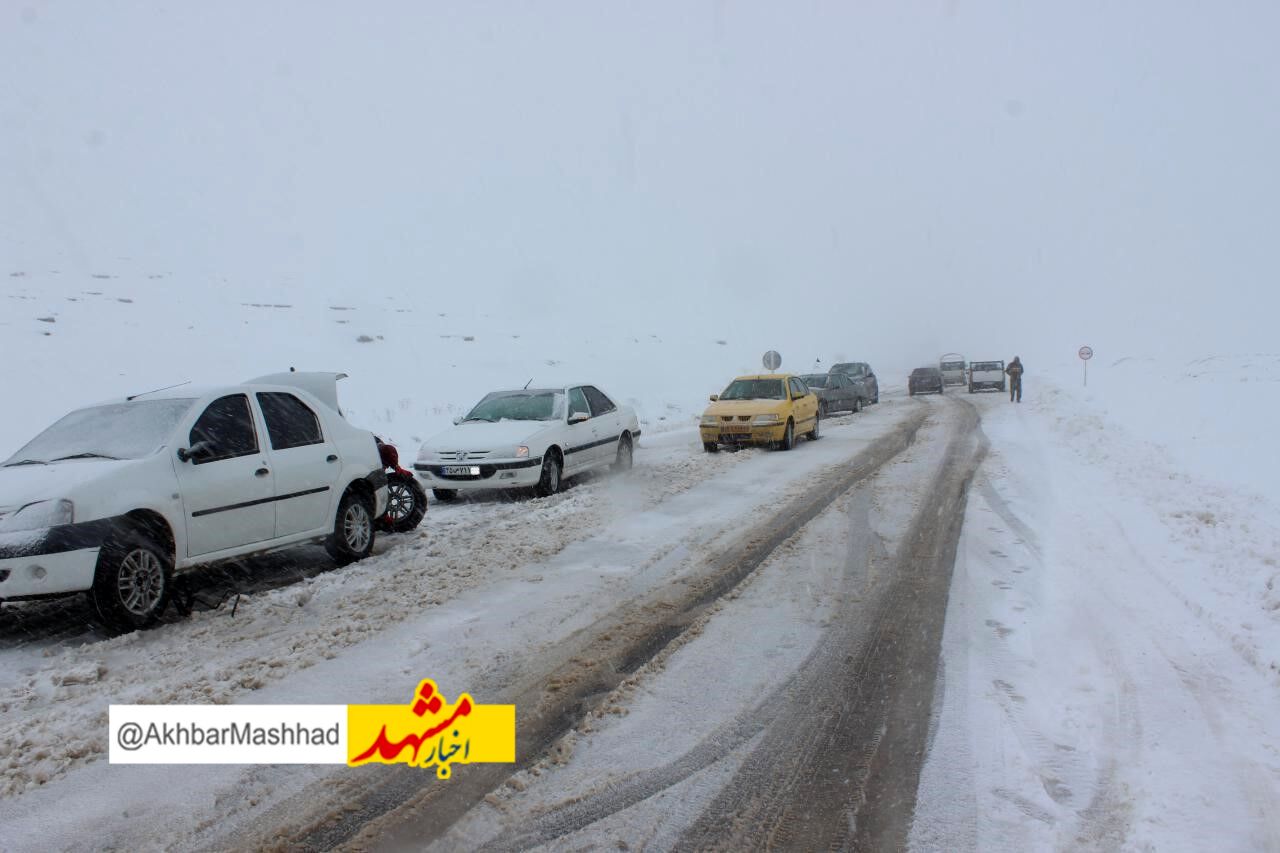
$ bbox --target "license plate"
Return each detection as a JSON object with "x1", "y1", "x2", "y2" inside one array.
[
  {"x1": 723, "y1": 425, "x2": 751, "y2": 434},
  {"x1": 441, "y1": 465, "x2": 481, "y2": 476}
]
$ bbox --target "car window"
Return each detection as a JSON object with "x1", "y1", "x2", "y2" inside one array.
[
  {"x1": 720, "y1": 379, "x2": 786, "y2": 401},
  {"x1": 257, "y1": 392, "x2": 324, "y2": 450},
  {"x1": 189, "y1": 395, "x2": 258, "y2": 463},
  {"x1": 568, "y1": 387, "x2": 591, "y2": 419},
  {"x1": 583, "y1": 386, "x2": 616, "y2": 416},
  {"x1": 789, "y1": 378, "x2": 807, "y2": 398}
]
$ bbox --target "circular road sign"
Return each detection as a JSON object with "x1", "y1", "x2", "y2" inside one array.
[
  {"x1": 1078, "y1": 346, "x2": 1094, "y2": 361},
  {"x1": 762, "y1": 350, "x2": 782, "y2": 371}
]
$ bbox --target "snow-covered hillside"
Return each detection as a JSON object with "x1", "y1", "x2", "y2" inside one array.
[{"x1": 1, "y1": 268, "x2": 902, "y2": 459}]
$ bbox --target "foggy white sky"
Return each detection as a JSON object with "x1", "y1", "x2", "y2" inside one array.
[{"x1": 4, "y1": 1, "x2": 1278, "y2": 368}]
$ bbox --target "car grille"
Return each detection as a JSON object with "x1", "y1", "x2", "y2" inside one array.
[
  {"x1": 719, "y1": 416, "x2": 752, "y2": 422},
  {"x1": 435, "y1": 450, "x2": 492, "y2": 462}
]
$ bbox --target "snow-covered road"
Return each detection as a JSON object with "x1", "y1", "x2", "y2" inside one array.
[{"x1": 2, "y1": 378, "x2": 1277, "y2": 853}]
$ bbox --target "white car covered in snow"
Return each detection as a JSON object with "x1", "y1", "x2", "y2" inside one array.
[
  {"x1": 0, "y1": 372, "x2": 388, "y2": 631},
  {"x1": 414, "y1": 385, "x2": 641, "y2": 499}
]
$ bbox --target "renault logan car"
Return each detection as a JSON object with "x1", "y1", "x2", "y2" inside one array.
[
  {"x1": 700, "y1": 374, "x2": 820, "y2": 452},
  {"x1": 0, "y1": 372, "x2": 388, "y2": 631},
  {"x1": 414, "y1": 384, "x2": 640, "y2": 500}
]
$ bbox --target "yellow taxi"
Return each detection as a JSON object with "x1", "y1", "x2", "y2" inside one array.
[{"x1": 699, "y1": 374, "x2": 821, "y2": 452}]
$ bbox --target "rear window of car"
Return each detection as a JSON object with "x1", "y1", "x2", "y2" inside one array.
[
  {"x1": 799, "y1": 374, "x2": 828, "y2": 388},
  {"x1": 972, "y1": 362, "x2": 1002, "y2": 370},
  {"x1": 941, "y1": 361, "x2": 965, "y2": 370}
]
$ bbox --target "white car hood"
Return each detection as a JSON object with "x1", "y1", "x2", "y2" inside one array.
[
  {"x1": 0, "y1": 459, "x2": 132, "y2": 512},
  {"x1": 423, "y1": 420, "x2": 556, "y2": 453}
]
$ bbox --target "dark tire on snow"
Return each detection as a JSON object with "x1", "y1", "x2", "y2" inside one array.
[
  {"x1": 777, "y1": 419, "x2": 796, "y2": 451},
  {"x1": 326, "y1": 488, "x2": 375, "y2": 566},
  {"x1": 432, "y1": 488, "x2": 459, "y2": 502},
  {"x1": 92, "y1": 527, "x2": 173, "y2": 633},
  {"x1": 703, "y1": 442, "x2": 719, "y2": 453},
  {"x1": 808, "y1": 411, "x2": 821, "y2": 441},
  {"x1": 613, "y1": 433, "x2": 634, "y2": 472},
  {"x1": 534, "y1": 451, "x2": 563, "y2": 497},
  {"x1": 852, "y1": 398, "x2": 863, "y2": 413},
  {"x1": 378, "y1": 472, "x2": 427, "y2": 533}
]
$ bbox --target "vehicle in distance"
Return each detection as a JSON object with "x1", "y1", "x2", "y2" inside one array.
[
  {"x1": 798, "y1": 373, "x2": 865, "y2": 416},
  {"x1": 939, "y1": 353, "x2": 967, "y2": 386},
  {"x1": 414, "y1": 385, "x2": 640, "y2": 500},
  {"x1": 701, "y1": 375, "x2": 820, "y2": 452},
  {"x1": 909, "y1": 367, "x2": 945, "y2": 395},
  {"x1": 0, "y1": 372, "x2": 389, "y2": 631},
  {"x1": 828, "y1": 362, "x2": 879, "y2": 405},
  {"x1": 969, "y1": 360, "x2": 1007, "y2": 393}
]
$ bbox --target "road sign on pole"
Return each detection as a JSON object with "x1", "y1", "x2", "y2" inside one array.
[
  {"x1": 762, "y1": 350, "x2": 782, "y2": 372},
  {"x1": 1079, "y1": 345, "x2": 1093, "y2": 386}
]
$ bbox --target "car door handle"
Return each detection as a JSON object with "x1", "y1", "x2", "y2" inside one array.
[
  {"x1": 326, "y1": 454, "x2": 338, "y2": 463},
  {"x1": 255, "y1": 468, "x2": 270, "y2": 477}
]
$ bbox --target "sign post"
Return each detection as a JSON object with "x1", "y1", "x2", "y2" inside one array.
[
  {"x1": 1078, "y1": 345, "x2": 1093, "y2": 386},
  {"x1": 762, "y1": 350, "x2": 782, "y2": 373}
]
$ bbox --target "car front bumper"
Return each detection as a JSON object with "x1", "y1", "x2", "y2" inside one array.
[
  {"x1": 700, "y1": 423, "x2": 788, "y2": 446},
  {"x1": 413, "y1": 458, "x2": 544, "y2": 491},
  {"x1": 0, "y1": 524, "x2": 107, "y2": 599}
]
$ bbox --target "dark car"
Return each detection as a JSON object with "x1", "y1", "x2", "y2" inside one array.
[
  {"x1": 799, "y1": 373, "x2": 865, "y2": 416},
  {"x1": 828, "y1": 362, "x2": 879, "y2": 406},
  {"x1": 908, "y1": 367, "x2": 945, "y2": 396}
]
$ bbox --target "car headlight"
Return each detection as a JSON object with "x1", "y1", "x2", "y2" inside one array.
[
  {"x1": 416, "y1": 446, "x2": 436, "y2": 463},
  {"x1": 752, "y1": 414, "x2": 781, "y2": 425},
  {"x1": 700, "y1": 415, "x2": 719, "y2": 426},
  {"x1": 515, "y1": 445, "x2": 530, "y2": 458},
  {"x1": 0, "y1": 499, "x2": 75, "y2": 534}
]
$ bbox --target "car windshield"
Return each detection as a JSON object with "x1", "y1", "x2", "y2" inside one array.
[
  {"x1": 912, "y1": 369, "x2": 938, "y2": 376},
  {"x1": 719, "y1": 379, "x2": 786, "y2": 401},
  {"x1": 799, "y1": 375, "x2": 829, "y2": 388},
  {"x1": 3, "y1": 399, "x2": 195, "y2": 466},
  {"x1": 464, "y1": 391, "x2": 566, "y2": 422}
]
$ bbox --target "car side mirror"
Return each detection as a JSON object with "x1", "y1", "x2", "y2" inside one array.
[
  {"x1": 568, "y1": 412, "x2": 590, "y2": 425},
  {"x1": 452, "y1": 416, "x2": 463, "y2": 425},
  {"x1": 709, "y1": 395, "x2": 719, "y2": 402},
  {"x1": 177, "y1": 440, "x2": 214, "y2": 463}
]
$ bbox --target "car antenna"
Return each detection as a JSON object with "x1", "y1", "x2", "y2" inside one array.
[
  {"x1": 523, "y1": 377, "x2": 534, "y2": 389},
  {"x1": 127, "y1": 380, "x2": 191, "y2": 401}
]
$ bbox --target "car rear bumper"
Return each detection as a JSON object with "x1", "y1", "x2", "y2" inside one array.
[{"x1": 413, "y1": 458, "x2": 543, "y2": 491}]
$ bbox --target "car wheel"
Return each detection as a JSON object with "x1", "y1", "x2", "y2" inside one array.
[
  {"x1": 613, "y1": 434, "x2": 634, "y2": 472},
  {"x1": 92, "y1": 528, "x2": 173, "y2": 632},
  {"x1": 818, "y1": 401, "x2": 828, "y2": 419},
  {"x1": 703, "y1": 442, "x2": 719, "y2": 453},
  {"x1": 908, "y1": 389, "x2": 914, "y2": 396},
  {"x1": 872, "y1": 393, "x2": 879, "y2": 404},
  {"x1": 379, "y1": 472, "x2": 427, "y2": 533},
  {"x1": 808, "y1": 411, "x2": 820, "y2": 441},
  {"x1": 852, "y1": 398, "x2": 863, "y2": 413},
  {"x1": 432, "y1": 488, "x2": 459, "y2": 502},
  {"x1": 534, "y1": 452, "x2": 562, "y2": 497},
  {"x1": 777, "y1": 419, "x2": 795, "y2": 451},
  {"x1": 326, "y1": 488, "x2": 375, "y2": 566}
]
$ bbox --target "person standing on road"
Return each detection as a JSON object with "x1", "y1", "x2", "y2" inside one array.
[{"x1": 1006, "y1": 356, "x2": 1024, "y2": 402}]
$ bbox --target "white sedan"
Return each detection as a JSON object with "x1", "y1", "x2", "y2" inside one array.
[
  {"x1": 0, "y1": 372, "x2": 388, "y2": 631},
  {"x1": 414, "y1": 384, "x2": 641, "y2": 499}
]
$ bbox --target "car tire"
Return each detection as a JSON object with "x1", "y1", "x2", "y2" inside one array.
[
  {"x1": 818, "y1": 401, "x2": 828, "y2": 419},
  {"x1": 91, "y1": 527, "x2": 173, "y2": 633},
  {"x1": 808, "y1": 411, "x2": 820, "y2": 441},
  {"x1": 852, "y1": 398, "x2": 863, "y2": 413},
  {"x1": 703, "y1": 442, "x2": 719, "y2": 453},
  {"x1": 908, "y1": 389, "x2": 914, "y2": 397},
  {"x1": 534, "y1": 452, "x2": 562, "y2": 497},
  {"x1": 777, "y1": 419, "x2": 795, "y2": 451},
  {"x1": 613, "y1": 433, "x2": 634, "y2": 472},
  {"x1": 432, "y1": 488, "x2": 459, "y2": 502},
  {"x1": 378, "y1": 472, "x2": 427, "y2": 533},
  {"x1": 326, "y1": 488, "x2": 376, "y2": 566}
]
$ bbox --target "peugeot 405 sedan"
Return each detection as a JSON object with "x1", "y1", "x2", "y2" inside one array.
[
  {"x1": 414, "y1": 385, "x2": 641, "y2": 500},
  {"x1": 0, "y1": 372, "x2": 389, "y2": 631}
]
